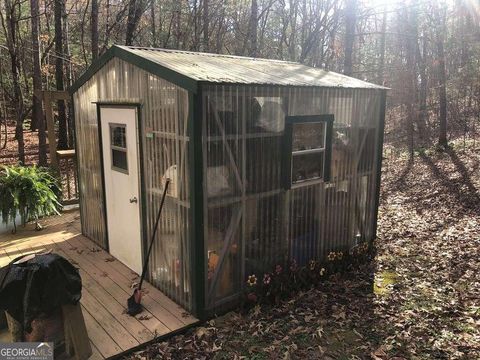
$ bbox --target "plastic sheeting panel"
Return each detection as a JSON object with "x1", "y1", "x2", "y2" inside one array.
[
  {"x1": 202, "y1": 85, "x2": 383, "y2": 311},
  {"x1": 74, "y1": 57, "x2": 193, "y2": 311}
]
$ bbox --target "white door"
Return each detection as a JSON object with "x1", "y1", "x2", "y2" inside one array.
[{"x1": 100, "y1": 106, "x2": 143, "y2": 275}]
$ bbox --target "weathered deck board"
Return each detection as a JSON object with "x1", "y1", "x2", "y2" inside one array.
[
  {"x1": 74, "y1": 235, "x2": 197, "y2": 326},
  {"x1": 51, "y1": 234, "x2": 171, "y2": 336},
  {"x1": 0, "y1": 210, "x2": 198, "y2": 359}
]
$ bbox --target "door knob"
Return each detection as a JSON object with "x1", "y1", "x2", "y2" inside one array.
[{"x1": 129, "y1": 197, "x2": 138, "y2": 203}]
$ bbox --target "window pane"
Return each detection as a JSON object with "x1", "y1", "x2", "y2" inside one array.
[
  {"x1": 292, "y1": 122, "x2": 325, "y2": 151},
  {"x1": 112, "y1": 149, "x2": 128, "y2": 171},
  {"x1": 292, "y1": 152, "x2": 324, "y2": 183},
  {"x1": 111, "y1": 125, "x2": 126, "y2": 148}
]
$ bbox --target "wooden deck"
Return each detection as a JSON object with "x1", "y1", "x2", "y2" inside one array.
[{"x1": 0, "y1": 210, "x2": 198, "y2": 359}]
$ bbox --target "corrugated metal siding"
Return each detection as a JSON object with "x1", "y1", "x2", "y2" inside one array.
[
  {"x1": 201, "y1": 85, "x2": 383, "y2": 311},
  {"x1": 74, "y1": 58, "x2": 193, "y2": 311},
  {"x1": 117, "y1": 46, "x2": 386, "y2": 89}
]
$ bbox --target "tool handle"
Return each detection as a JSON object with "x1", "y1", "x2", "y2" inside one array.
[{"x1": 138, "y1": 179, "x2": 170, "y2": 290}]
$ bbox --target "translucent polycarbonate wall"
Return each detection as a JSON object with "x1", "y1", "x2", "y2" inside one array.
[
  {"x1": 73, "y1": 81, "x2": 107, "y2": 247},
  {"x1": 201, "y1": 84, "x2": 384, "y2": 310},
  {"x1": 73, "y1": 58, "x2": 192, "y2": 310}
]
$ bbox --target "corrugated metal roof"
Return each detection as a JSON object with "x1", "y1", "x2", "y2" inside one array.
[{"x1": 117, "y1": 46, "x2": 386, "y2": 89}]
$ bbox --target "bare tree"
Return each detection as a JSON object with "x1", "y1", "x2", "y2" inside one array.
[
  {"x1": 434, "y1": 3, "x2": 448, "y2": 147},
  {"x1": 151, "y1": 0, "x2": 157, "y2": 47},
  {"x1": 343, "y1": 0, "x2": 357, "y2": 76},
  {"x1": 54, "y1": 0, "x2": 68, "y2": 150},
  {"x1": 30, "y1": 0, "x2": 47, "y2": 165},
  {"x1": 126, "y1": 0, "x2": 146, "y2": 45},
  {"x1": 404, "y1": 6, "x2": 418, "y2": 159},
  {"x1": 416, "y1": 29, "x2": 428, "y2": 141},
  {"x1": 247, "y1": 0, "x2": 258, "y2": 56},
  {"x1": 91, "y1": 0, "x2": 99, "y2": 60},
  {"x1": 377, "y1": 10, "x2": 387, "y2": 84},
  {"x1": 0, "y1": 0, "x2": 26, "y2": 163},
  {"x1": 203, "y1": 0, "x2": 209, "y2": 51}
]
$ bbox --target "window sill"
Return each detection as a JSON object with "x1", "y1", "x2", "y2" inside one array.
[{"x1": 290, "y1": 178, "x2": 324, "y2": 189}]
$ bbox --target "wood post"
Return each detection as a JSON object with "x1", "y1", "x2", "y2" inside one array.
[
  {"x1": 44, "y1": 91, "x2": 57, "y2": 169},
  {"x1": 35, "y1": 90, "x2": 71, "y2": 170}
]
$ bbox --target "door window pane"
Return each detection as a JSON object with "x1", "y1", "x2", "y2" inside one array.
[
  {"x1": 112, "y1": 149, "x2": 128, "y2": 171},
  {"x1": 111, "y1": 125, "x2": 127, "y2": 148},
  {"x1": 110, "y1": 124, "x2": 128, "y2": 173}
]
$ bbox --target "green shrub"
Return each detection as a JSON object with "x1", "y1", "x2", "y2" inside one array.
[{"x1": 0, "y1": 165, "x2": 62, "y2": 232}]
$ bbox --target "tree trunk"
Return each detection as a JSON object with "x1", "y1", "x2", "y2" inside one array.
[
  {"x1": 3, "y1": 0, "x2": 25, "y2": 163},
  {"x1": 203, "y1": 0, "x2": 209, "y2": 51},
  {"x1": 215, "y1": 0, "x2": 227, "y2": 54},
  {"x1": 63, "y1": 3, "x2": 74, "y2": 148},
  {"x1": 54, "y1": 0, "x2": 68, "y2": 150},
  {"x1": 377, "y1": 10, "x2": 387, "y2": 84},
  {"x1": 30, "y1": 0, "x2": 47, "y2": 165},
  {"x1": 435, "y1": 5, "x2": 448, "y2": 147},
  {"x1": 192, "y1": 0, "x2": 199, "y2": 50},
  {"x1": 437, "y1": 35, "x2": 448, "y2": 147},
  {"x1": 343, "y1": 0, "x2": 357, "y2": 76},
  {"x1": 105, "y1": 0, "x2": 111, "y2": 49},
  {"x1": 248, "y1": 0, "x2": 258, "y2": 57},
  {"x1": 416, "y1": 33, "x2": 428, "y2": 142},
  {"x1": 288, "y1": 0, "x2": 298, "y2": 61},
  {"x1": 151, "y1": 0, "x2": 156, "y2": 47},
  {"x1": 91, "y1": 0, "x2": 99, "y2": 60},
  {"x1": 126, "y1": 0, "x2": 145, "y2": 46},
  {"x1": 125, "y1": 0, "x2": 136, "y2": 45},
  {"x1": 404, "y1": 7, "x2": 417, "y2": 160},
  {"x1": 215, "y1": 0, "x2": 226, "y2": 53}
]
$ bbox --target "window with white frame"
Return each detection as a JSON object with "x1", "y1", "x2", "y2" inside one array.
[{"x1": 284, "y1": 115, "x2": 333, "y2": 188}]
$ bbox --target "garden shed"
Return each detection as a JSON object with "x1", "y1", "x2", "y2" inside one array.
[{"x1": 71, "y1": 45, "x2": 387, "y2": 318}]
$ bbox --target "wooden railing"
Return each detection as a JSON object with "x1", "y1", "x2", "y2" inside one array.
[{"x1": 56, "y1": 149, "x2": 79, "y2": 205}]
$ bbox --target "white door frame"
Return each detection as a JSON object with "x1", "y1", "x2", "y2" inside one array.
[{"x1": 97, "y1": 103, "x2": 145, "y2": 274}]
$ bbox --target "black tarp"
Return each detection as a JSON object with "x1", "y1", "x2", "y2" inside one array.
[{"x1": 0, "y1": 253, "x2": 82, "y2": 332}]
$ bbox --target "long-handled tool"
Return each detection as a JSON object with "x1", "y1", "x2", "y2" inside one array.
[{"x1": 127, "y1": 179, "x2": 170, "y2": 316}]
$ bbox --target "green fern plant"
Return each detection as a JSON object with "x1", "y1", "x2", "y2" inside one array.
[{"x1": 0, "y1": 165, "x2": 62, "y2": 232}]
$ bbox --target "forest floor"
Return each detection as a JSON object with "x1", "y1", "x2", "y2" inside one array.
[
  {"x1": 0, "y1": 123, "x2": 44, "y2": 165},
  {"x1": 128, "y1": 141, "x2": 480, "y2": 360}
]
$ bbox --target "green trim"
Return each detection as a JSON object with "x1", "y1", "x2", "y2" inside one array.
[
  {"x1": 96, "y1": 104, "x2": 110, "y2": 251},
  {"x1": 136, "y1": 105, "x2": 149, "y2": 274},
  {"x1": 372, "y1": 91, "x2": 387, "y2": 241},
  {"x1": 283, "y1": 114, "x2": 334, "y2": 189},
  {"x1": 282, "y1": 121, "x2": 294, "y2": 189},
  {"x1": 189, "y1": 90, "x2": 206, "y2": 319},
  {"x1": 70, "y1": 46, "x2": 198, "y2": 94},
  {"x1": 324, "y1": 118, "x2": 333, "y2": 182}
]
